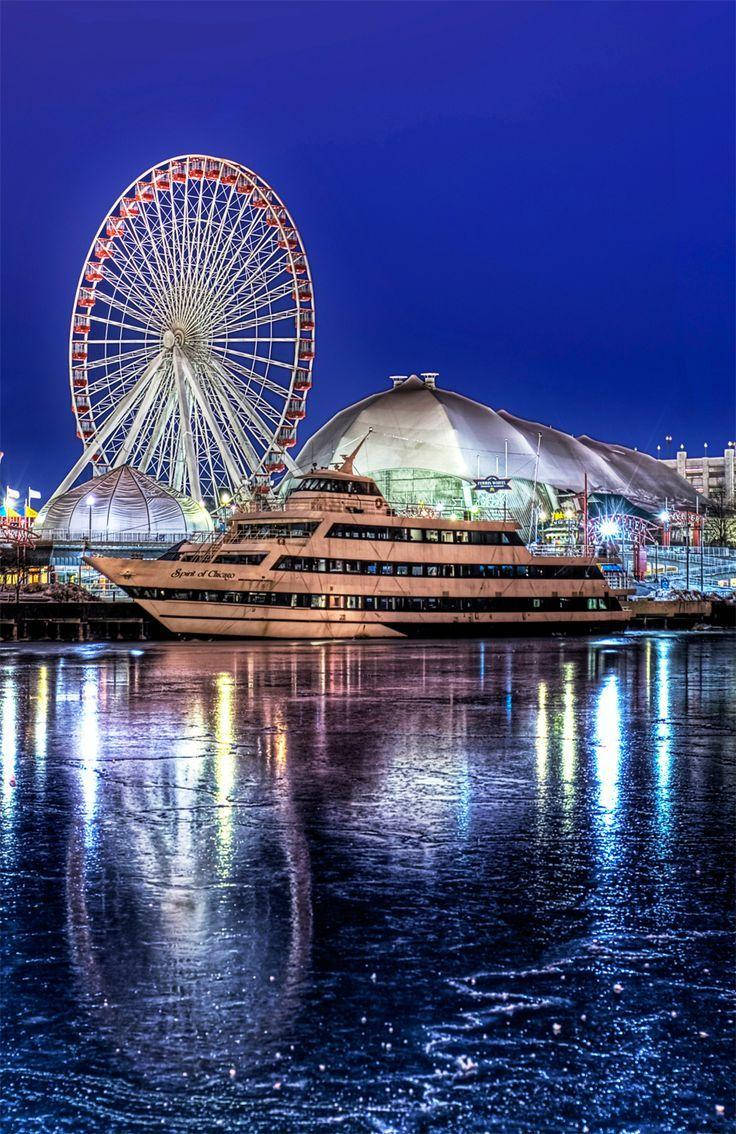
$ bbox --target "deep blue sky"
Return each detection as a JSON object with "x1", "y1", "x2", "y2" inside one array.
[{"x1": 1, "y1": 1, "x2": 733, "y2": 498}]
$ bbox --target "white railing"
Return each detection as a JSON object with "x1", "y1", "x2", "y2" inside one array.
[{"x1": 37, "y1": 530, "x2": 209, "y2": 545}]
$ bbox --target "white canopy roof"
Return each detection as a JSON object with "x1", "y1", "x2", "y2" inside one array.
[
  {"x1": 36, "y1": 465, "x2": 213, "y2": 535},
  {"x1": 296, "y1": 375, "x2": 701, "y2": 511}
]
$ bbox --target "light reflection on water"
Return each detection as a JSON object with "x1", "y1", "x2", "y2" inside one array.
[{"x1": 1, "y1": 633, "x2": 734, "y2": 1132}]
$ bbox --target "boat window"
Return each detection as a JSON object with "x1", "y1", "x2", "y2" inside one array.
[
  {"x1": 236, "y1": 521, "x2": 318, "y2": 539},
  {"x1": 213, "y1": 552, "x2": 267, "y2": 565},
  {"x1": 296, "y1": 476, "x2": 379, "y2": 496},
  {"x1": 426, "y1": 564, "x2": 438, "y2": 577},
  {"x1": 396, "y1": 564, "x2": 408, "y2": 576},
  {"x1": 440, "y1": 530, "x2": 454, "y2": 543},
  {"x1": 411, "y1": 565, "x2": 423, "y2": 576},
  {"x1": 409, "y1": 528, "x2": 423, "y2": 542},
  {"x1": 380, "y1": 563, "x2": 393, "y2": 575},
  {"x1": 124, "y1": 585, "x2": 620, "y2": 615},
  {"x1": 425, "y1": 530, "x2": 439, "y2": 542}
]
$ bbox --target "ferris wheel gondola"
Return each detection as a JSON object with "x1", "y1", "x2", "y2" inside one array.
[{"x1": 54, "y1": 154, "x2": 315, "y2": 507}]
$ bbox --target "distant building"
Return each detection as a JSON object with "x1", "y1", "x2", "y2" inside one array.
[{"x1": 660, "y1": 445, "x2": 735, "y2": 505}]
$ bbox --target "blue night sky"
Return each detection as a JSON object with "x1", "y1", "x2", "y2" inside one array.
[{"x1": 1, "y1": 1, "x2": 733, "y2": 498}]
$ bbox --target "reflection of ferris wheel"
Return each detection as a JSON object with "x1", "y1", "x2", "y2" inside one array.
[{"x1": 57, "y1": 155, "x2": 314, "y2": 506}]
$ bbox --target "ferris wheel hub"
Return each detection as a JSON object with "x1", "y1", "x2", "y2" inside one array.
[{"x1": 163, "y1": 326, "x2": 186, "y2": 350}]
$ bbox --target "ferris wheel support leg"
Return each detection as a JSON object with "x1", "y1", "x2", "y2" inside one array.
[
  {"x1": 49, "y1": 351, "x2": 166, "y2": 501},
  {"x1": 207, "y1": 354, "x2": 299, "y2": 474},
  {"x1": 172, "y1": 347, "x2": 202, "y2": 503},
  {"x1": 176, "y1": 350, "x2": 249, "y2": 490},
  {"x1": 112, "y1": 359, "x2": 167, "y2": 469}
]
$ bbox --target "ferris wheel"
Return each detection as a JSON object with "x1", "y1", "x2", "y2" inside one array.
[{"x1": 55, "y1": 155, "x2": 315, "y2": 506}]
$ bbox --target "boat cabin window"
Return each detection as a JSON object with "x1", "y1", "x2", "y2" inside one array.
[
  {"x1": 326, "y1": 523, "x2": 523, "y2": 545},
  {"x1": 124, "y1": 585, "x2": 617, "y2": 614},
  {"x1": 272, "y1": 555, "x2": 602, "y2": 580},
  {"x1": 295, "y1": 476, "x2": 380, "y2": 496},
  {"x1": 235, "y1": 521, "x2": 318, "y2": 539}
]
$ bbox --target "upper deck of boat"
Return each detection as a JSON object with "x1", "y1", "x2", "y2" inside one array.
[{"x1": 233, "y1": 467, "x2": 521, "y2": 533}]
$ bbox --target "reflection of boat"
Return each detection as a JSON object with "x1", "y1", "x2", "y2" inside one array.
[{"x1": 87, "y1": 461, "x2": 629, "y2": 639}]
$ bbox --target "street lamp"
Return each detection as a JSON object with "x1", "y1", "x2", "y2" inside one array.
[
  {"x1": 665, "y1": 434, "x2": 673, "y2": 458},
  {"x1": 85, "y1": 496, "x2": 96, "y2": 592}
]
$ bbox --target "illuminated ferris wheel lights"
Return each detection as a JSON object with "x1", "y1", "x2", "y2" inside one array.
[{"x1": 56, "y1": 154, "x2": 316, "y2": 507}]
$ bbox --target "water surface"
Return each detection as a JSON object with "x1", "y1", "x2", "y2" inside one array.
[{"x1": 1, "y1": 634, "x2": 734, "y2": 1132}]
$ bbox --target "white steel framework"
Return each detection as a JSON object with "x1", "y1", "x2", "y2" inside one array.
[{"x1": 59, "y1": 155, "x2": 315, "y2": 506}]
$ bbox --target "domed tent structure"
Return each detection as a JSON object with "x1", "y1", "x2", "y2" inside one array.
[
  {"x1": 36, "y1": 465, "x2": 213, "y2": 536},
  {"x1": 293, "y1": 374, "x2": 556, "y2": 522},
  {"x1": 292, "y1": 374, "x2": 701, "y2": 534}
]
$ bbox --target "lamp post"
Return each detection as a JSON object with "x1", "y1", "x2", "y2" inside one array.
[{"x1": 86, "y1": 496, "x2": 95, "y2": 592}]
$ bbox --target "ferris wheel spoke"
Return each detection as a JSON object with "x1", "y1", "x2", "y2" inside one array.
[
  {"x1": 134, "y1": 202, "x2": 178, "y2": 311},
  {"x1": 100, "y1": 267, "x2": 168, "y2": 328},
  {"x1": 83, "y1": 345, "x2": 153, "y2": 373},
  {"x1": 201, "y1": 195, "x2": 264, "y2": 305},
  {"x1": 205, "y1": 215, "x2": 281, "y2": 312},
  {"x1": 89, "y1": 313, "x2": 154, "y2": 336},
  {"x1": 210, "y1": 349, "x2": 293, "y2": 405},
  {"x1": 200, "y1": 172, "x2": 260, "y2": 284},
  {"x1": 92, "y1": 286, "x2": 161, "y2": 333},
  {"x1": 223, "y1": 347, "x2": 297, "y2": 373},
  {"x1": 218, "y1": 274, "x2": 296, "y2": 327},
  {"x1": 209, "y1": 308, "x2": 302, "y2": 337},
  {"x1": 181, "y1": 167, "x2": 206, "y2": 300},
  {"x1": 148, "y1": 181, "x2": 180, "y2": 287},
  {"x1": 201, "y1": 367, "x2": 265, "y2": 474},
  {"x1": 208, "y1": 355, "x2": 286, "y2": 449},
  {"x1": 85, "y1": 338, "x2": 154, "y2": 345},
  {"x1": 196, "y1": 175, "x2": 240, "y2": 290},
  {"x1": 85, "y1": 352, "x2": 153, "y2": 397},
  {"x1": 115, "y1": 227, "x2": 163, "y2": 294},
  {"x1": 105, "y1": 231, "x2": 171, "y2": 315},
  {"x1": 193, "y1": 171, "x2": 229, "y2": 288},
  {"x1": 215, "y1": 242, "x2": 287, "y2": 312}
]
